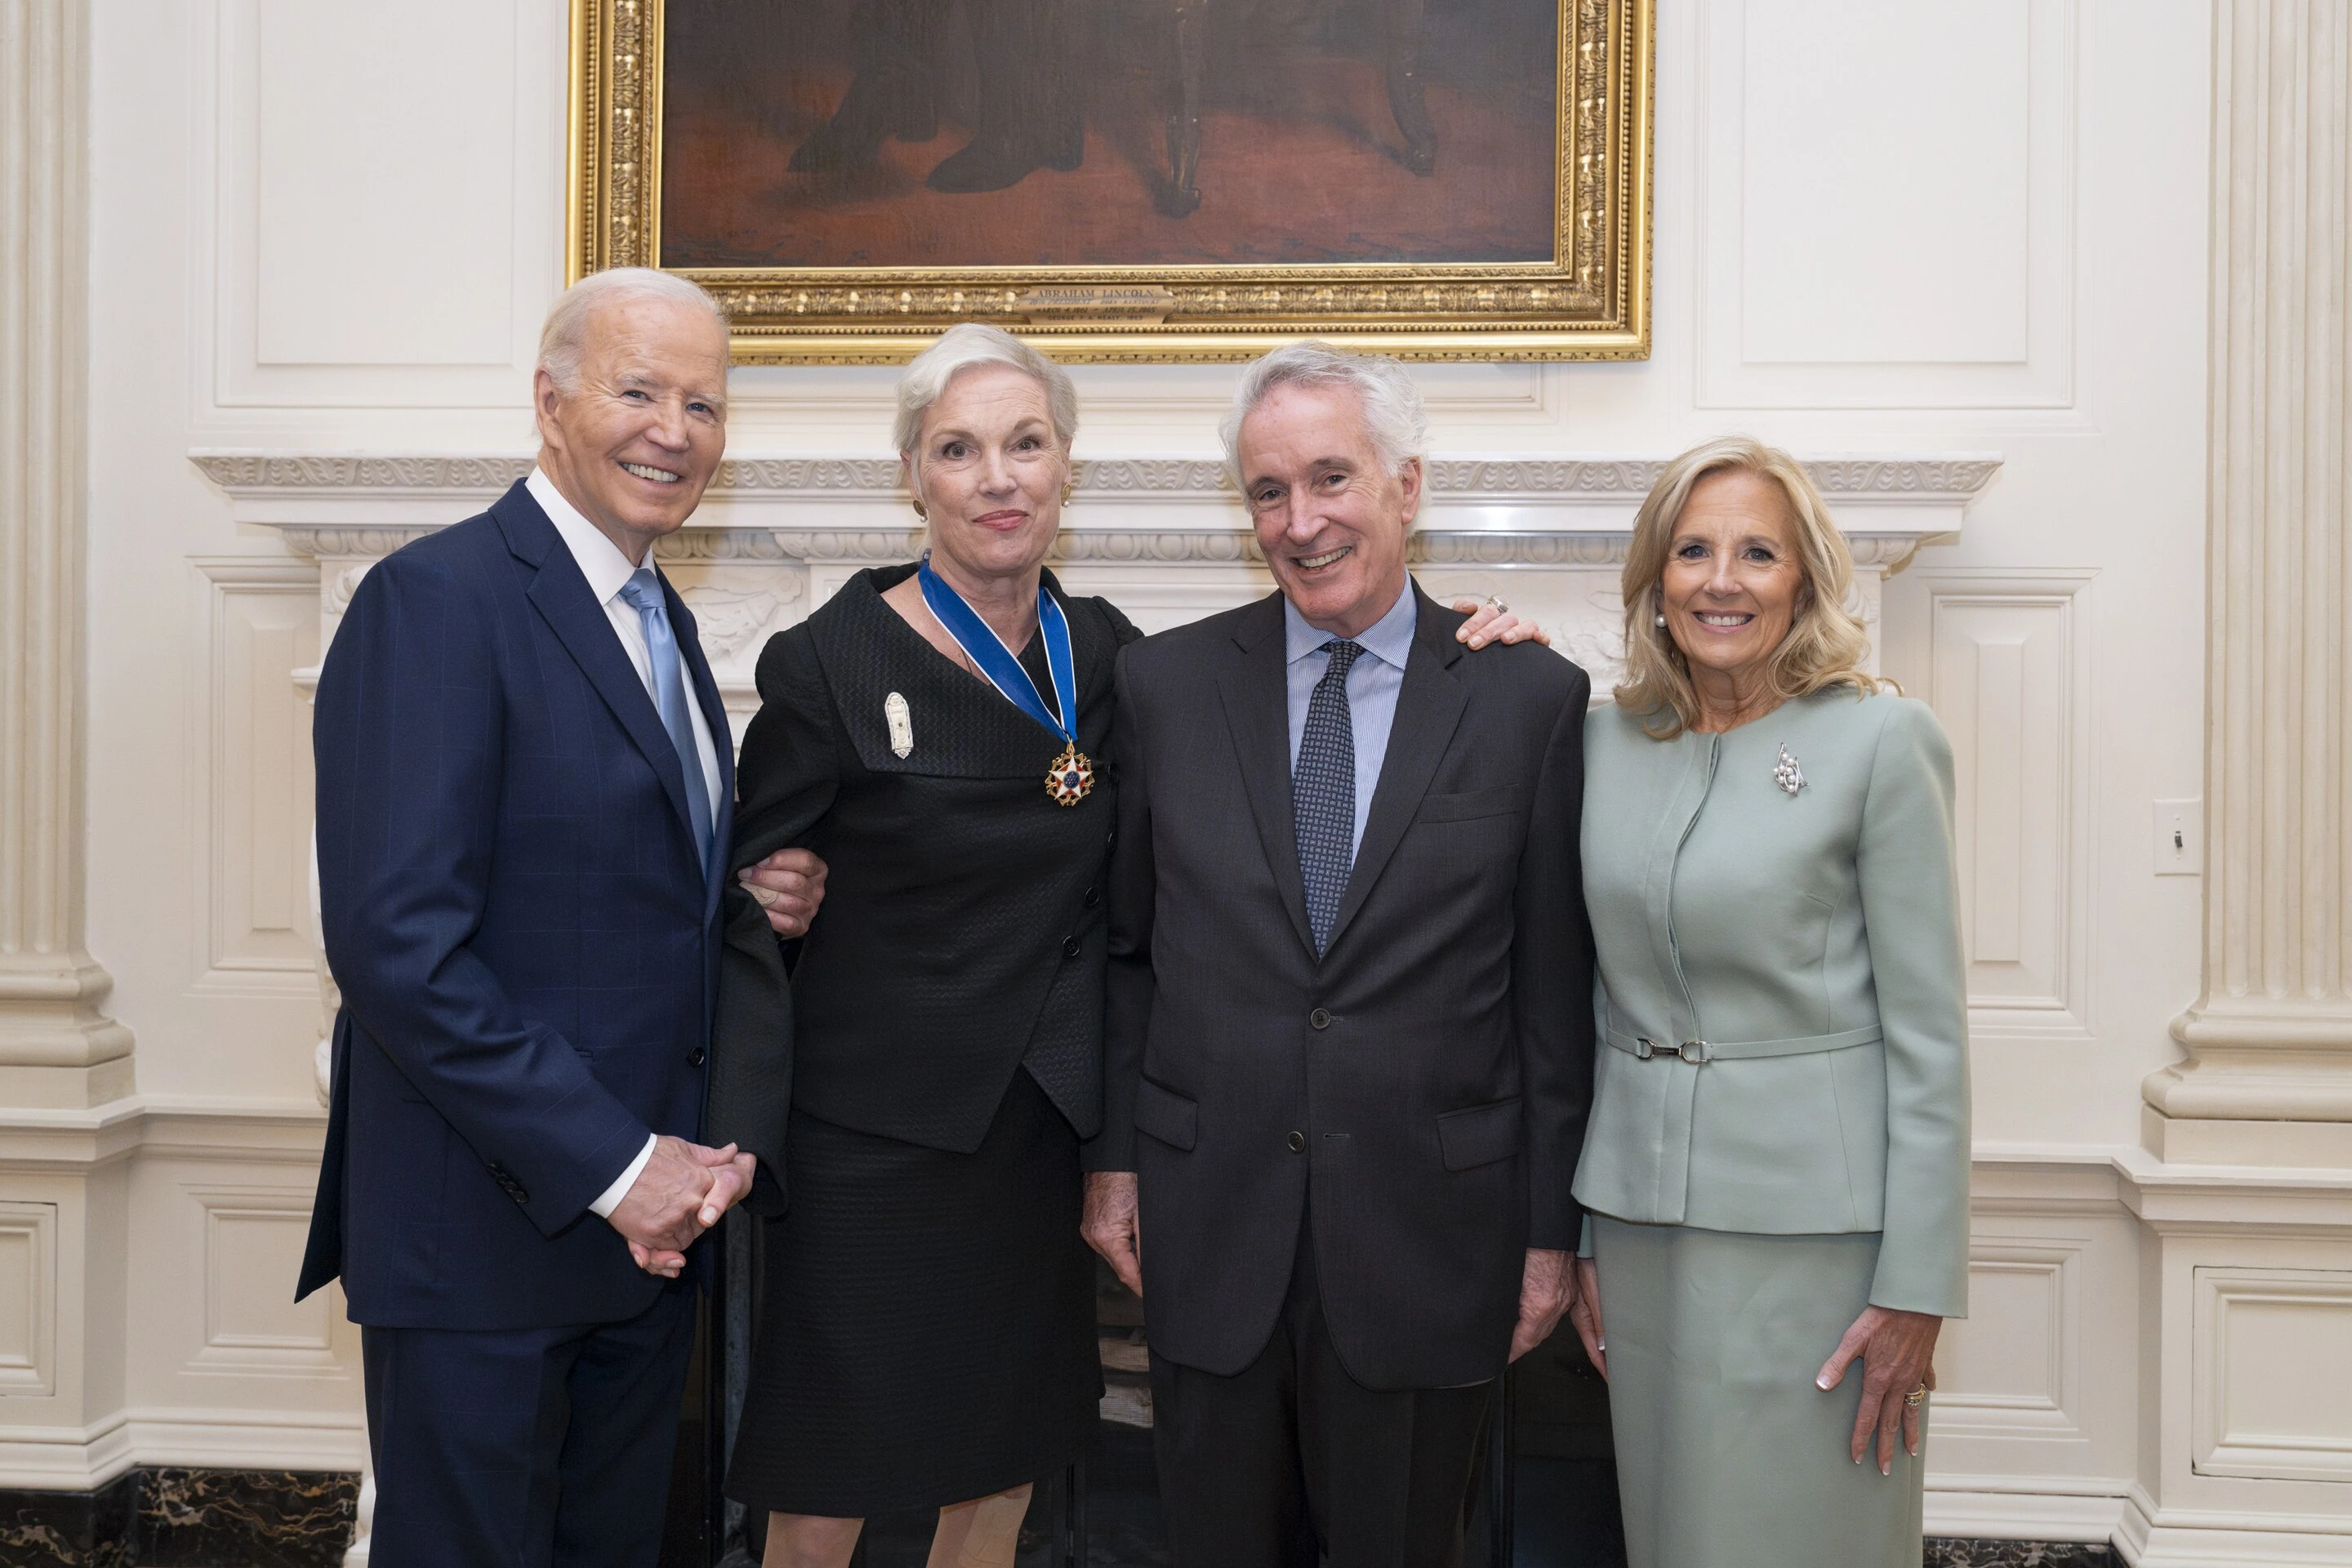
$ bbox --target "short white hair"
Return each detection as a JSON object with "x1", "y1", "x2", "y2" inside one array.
[
  {"x1": 538, "y1": 268, "x2": 729, "y2": 394},
  {"x1": 1219, "y1": 341, "x2": 1429, "y2": 488},
  {"x1": 893, "y1": 323, "x2": 1079, "y2": 455}
]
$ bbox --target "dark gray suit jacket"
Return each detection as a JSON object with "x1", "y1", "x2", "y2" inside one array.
[{"x1": 1090, "y1": 583, "x2": 1595, "y2": 1391}]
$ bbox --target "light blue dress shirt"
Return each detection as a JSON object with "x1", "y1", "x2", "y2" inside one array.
[{"x1": 1284, "y1": 582, "x2": 1417, "y2": 859}]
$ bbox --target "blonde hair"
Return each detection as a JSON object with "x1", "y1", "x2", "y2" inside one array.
[{"x1": 1615, "y1": 436, "x2": 1887, "y2": 737}]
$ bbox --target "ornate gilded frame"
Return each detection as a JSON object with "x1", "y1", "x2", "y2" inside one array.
[{"x1": 568, "y1": 0, "x2": 1651, "y2": 363}]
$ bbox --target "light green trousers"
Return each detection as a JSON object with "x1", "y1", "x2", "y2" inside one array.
[{"x1": 1592, "y1": 1216, "x2": 1927, "y2": 1568}]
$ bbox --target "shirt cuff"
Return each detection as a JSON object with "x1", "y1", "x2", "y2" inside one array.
[{"x1": 587, "y1": 1134, "x2": 658, "y2": 1219}]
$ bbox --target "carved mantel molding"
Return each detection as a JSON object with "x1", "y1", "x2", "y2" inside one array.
[
  {"x1": 193, "y1": 450, "x2": 2000, "y2": 569},
  {"x1": 194, "y1": 448, "x2": 1997, "y2": 712}
]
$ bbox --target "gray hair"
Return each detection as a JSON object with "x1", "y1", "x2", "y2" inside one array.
[
  {"x1": 538, "y1": 268, "x2": 729, "y2": 394},
  {"x1": 893, "y1": 323, "x2": 1080, "y2": 455},
  {"x1": 1219, "y1": 341, "x2": 1429, "y2": 488}
]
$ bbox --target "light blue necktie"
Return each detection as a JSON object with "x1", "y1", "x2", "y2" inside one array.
[
  {"x1": 617, "y1": 568, "x2": 714, "y2": 875},
  {"x1": 1294, "y1": 639, "x2": 1362, "y2": 956}
]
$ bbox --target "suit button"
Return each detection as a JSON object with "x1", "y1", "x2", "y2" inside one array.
[
  {"x1": 1287, "y1": 1131, "x2": 1307, "y2": 1153},
  {"x1": 1062, "y1": 936, "x2": 1082, "y2": 959},
  {"x1": 686, "y1": 1047, "x2": 707, "y2": 1067},
  {"x1": 1083, "y1": 887, "x2": 1102, "y2": 908},
  {"x1": 1310, "y1": 1008, "x2": 1331, "y2": 1030}
]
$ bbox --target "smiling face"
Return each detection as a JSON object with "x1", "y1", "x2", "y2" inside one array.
[
  {"x1": 905, "y1": 363, "x2": 1068, "y2": 590},
  {"x1": 534, "y1": 293, "x2": 729, "y2": 564},
  {"x1": 1238, "y1": 381, "x2": 1420, "y2": 638},
  {"x1": 1658, "y1": 467, "x2": 1810, "y2": 695}
]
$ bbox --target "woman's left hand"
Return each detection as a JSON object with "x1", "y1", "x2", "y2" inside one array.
[
  {"x1": 1451, "y1": 597, "x2": 1552, "y2": 648},
  {"x1": 1816, "y1": 1305, "x2": 1942, "y2": 1473}
]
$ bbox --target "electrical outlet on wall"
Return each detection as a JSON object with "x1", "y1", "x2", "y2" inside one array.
[{"x1": 2153, "y1": 799, "x2": 2202, "y2": 875}]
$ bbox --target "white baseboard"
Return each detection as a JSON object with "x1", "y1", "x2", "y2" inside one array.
[
  {"x1": 1925, "y1": 1479, "x2": 2130, "y2": 1542},
  {"x1": 0, "y1": 1407, "x2": 363, "y2": 1490},
  {"x1": 2117, "y1": 1488, "x2": 2352, "y2": 1567}
]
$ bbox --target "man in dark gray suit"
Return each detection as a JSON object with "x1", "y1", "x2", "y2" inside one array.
[{"x1": 1082, "y1": 345, "x2": 1596, "y2": 1566}]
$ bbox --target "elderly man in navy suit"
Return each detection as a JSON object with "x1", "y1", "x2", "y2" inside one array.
[{"x1": 297, "y1": 268, "x2": 823, "y2": 1567}]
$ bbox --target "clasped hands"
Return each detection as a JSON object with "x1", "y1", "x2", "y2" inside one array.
[
  {"x1": 1081, "y1": 1171, "x2": 1574, "y2": 1364},
  {"x1": 607, "y1": 1134, "x2": 757, "y2": 1279}
]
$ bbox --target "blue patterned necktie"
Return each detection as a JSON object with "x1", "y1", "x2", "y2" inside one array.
[
  {"x1": 617, "y1": 568, "x2": 714, "y2": 875},
  {"x1": 1294, "y1": 639, "x2": 1363, "y2": 956}
]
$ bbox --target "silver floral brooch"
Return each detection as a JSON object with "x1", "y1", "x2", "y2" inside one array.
[{"x1": 1773, "y1": 743, "x2": 1806, "y2": 796}]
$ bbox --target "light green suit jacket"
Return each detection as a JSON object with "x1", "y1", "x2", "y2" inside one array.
[{"x1": 1570, "y1": 689, "x2": 1971, "y2": 1318}]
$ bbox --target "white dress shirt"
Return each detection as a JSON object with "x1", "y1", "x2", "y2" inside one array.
[{"x1": 527, "y1": 467, "x2": 723, "y2": 1219}]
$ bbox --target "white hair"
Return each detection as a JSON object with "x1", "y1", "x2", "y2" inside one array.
[
  {"x1": 893, "y1": 323, "x2": 1080, "y2": 455},
  {"x1": 538, "y1": 268, "x2": 729, "y2": 394},
  {"x1": 1219, "y1": 341, "x2": 1430, "y2": 488}
]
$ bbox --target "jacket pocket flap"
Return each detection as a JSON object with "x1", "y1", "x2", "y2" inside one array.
[
  {"x1": 1416, "y1": 786, "x2": 1526, "y2": 824},
  {"x1": 1437, "y1": 1098, "x2": 1522, "y2": 1170},
  {"x1": 1134, "y1": 1080, "x2": 1198, "y2": 1152}
]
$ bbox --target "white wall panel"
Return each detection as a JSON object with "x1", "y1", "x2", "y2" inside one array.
[
  {"x1": 2194, "y1": 1268, "x2": 2352, "y2": 1485},
  {"x1": 1909, "y1": 572, "x2": 2096, "y2": 1038},
  {"x1": 201, "y1": 0, "x2": 563, "y2": 415},
  {"x1": 0, "y1": 1204, "x2": 57, "y2": 1397},
  {"x1": 194, "y1": 560, "x2": 319, "y2": 988},
  {"x1": 1741, "y1": 1, "x2": 2031, "y2": 365},
  {"x1": 190, "y1": 1187, "x2": 336, "y2": 1376},
  {"x1": 1697, "y1": 0, "x2": 2078, "y2": 407},
  {"x1": 252, "y1": 1, "x2": 515, "y2": 368},
  {"x1": 1943, "y1": 1241, "x2": 2080, "y2": 1436}
]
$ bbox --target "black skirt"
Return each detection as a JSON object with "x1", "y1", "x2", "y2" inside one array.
[{"x1": 725, "y1": 1069, "x2": 1102, "y2": 1517}]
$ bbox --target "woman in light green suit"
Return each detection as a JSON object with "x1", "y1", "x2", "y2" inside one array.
[{"x1": 1564, "y1": 436, "x2": 1969, "y2": 1568}]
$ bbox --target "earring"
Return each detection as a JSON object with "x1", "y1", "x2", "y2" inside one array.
[
  {"x1": 1654, "y1": 612, "x2": 1667, "y2": 629},
  {"x1": 1061, "y1": 484, "x2": 1075, "y2": 508},
  {"x1": 912, "y1": 499, "x2": 927, "y2": 520}
]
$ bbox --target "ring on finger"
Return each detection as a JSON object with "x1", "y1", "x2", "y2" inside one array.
[
  {"x1": 1485, "y1": 594, "x2": 1508, "y2": 612},
  {"x1": 1904, "y1": 1383, "x2": 1929, "y2": 1406}
]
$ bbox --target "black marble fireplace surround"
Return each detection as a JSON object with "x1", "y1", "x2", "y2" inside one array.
[{"x1": 0, "y1": 1468, "x2": 359, "y2": 1568}]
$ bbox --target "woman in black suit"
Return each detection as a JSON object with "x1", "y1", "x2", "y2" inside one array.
[
  {"x1": 714, "y1": 323, "x2": 1125, "y2": 1568},
  {"x1": 710, "y1": 324, "x2": 1543, "y2": 1568}
]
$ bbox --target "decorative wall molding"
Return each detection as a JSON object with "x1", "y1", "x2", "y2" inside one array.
[
  {"x1": 191, "y1": 449, "x2": 1998, "y2": 572},
  {"x1": 195, "y1": 448, "x2": 1997, "y2": 741},
  {"x1": 193, "y1": 450, "x2": 2002, "y2": 506},
  {"x1": 0, "y1": 0, "x2": 133, "y2": 1106},
  {"x1": 2149, "y1": 0, "x2": 2352, "y2": 1153}
]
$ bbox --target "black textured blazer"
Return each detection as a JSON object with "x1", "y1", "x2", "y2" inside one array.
[
  {"x1": 1095, "y1": 583, "x2": 1596, "y2": 1391},
  {"x1": 707, "y1": 564, "x2": 1138, "y2": 1208}
]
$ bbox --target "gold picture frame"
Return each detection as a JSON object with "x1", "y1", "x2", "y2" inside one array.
[{"x1": 568, "y1": 0, "x2": 1651, "y2": 363}]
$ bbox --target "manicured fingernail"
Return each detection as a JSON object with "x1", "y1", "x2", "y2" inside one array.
[
  {"x1": 1881, "y1": 1463, "x2": 1891, "y2": 1476},
  {"x1": 1817, "y1": 1376, "x2": 1833, "y2": 1390}
]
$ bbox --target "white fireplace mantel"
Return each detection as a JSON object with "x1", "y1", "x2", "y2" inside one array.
[{"x1": 192, "y1": 449, "x2": 2000, "y2": 720}]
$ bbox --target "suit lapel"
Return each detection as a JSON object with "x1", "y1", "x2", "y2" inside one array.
[
  {"x1": 1323, "y1": 586, "x2": 1468, "y2": 955},
  {"x1": 498, "y1": 488, "x2": 701, "y2": 857},
  {"x1": 1217, "y1": 593, "x2": 1316, "y2": 958}
]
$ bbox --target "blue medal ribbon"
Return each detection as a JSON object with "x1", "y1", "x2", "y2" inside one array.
[{"x1": 915, "y1": 553, "x2": 1080, "y2": 750}]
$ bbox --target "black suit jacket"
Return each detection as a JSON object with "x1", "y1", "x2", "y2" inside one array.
[
  {"x1": 707, "y1": 565, "x2": 1138, "y2": 1209},
  {"x1": 1092, "y1": 582, "x2": 1594, "y2": 1390}
]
